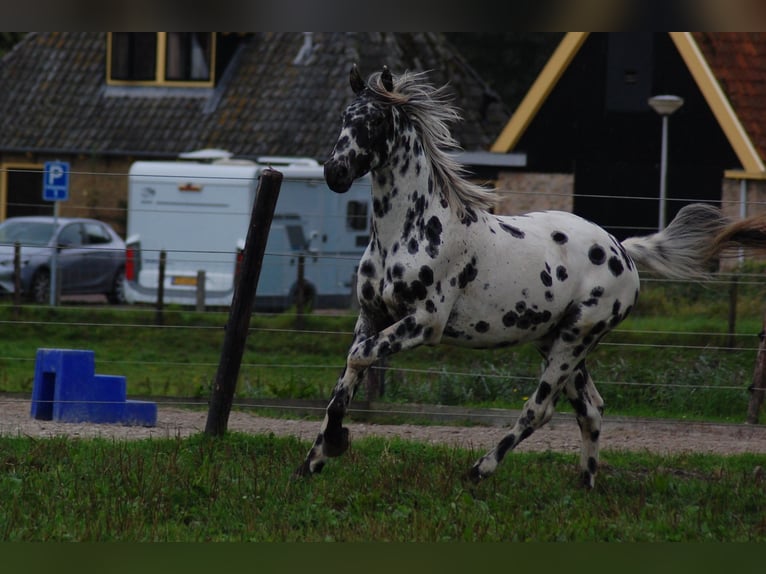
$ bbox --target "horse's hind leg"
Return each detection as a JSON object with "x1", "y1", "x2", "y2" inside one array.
[
  {"x1": 564, "y1": 362, "x2": 604, "y2": 489},
  {"x1": 467, "y1": 340, "x2": 575, "y2": 483}
]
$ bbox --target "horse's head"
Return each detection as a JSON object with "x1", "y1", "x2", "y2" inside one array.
[{"x1": 324, "y1": 65, "x2": 397, "y2": 194}]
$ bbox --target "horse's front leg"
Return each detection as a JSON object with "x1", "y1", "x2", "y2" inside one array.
[{"x1": 296, "y1": 311, "x2": 439, "y2": 477}]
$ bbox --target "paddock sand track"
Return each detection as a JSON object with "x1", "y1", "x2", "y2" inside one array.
[{"x1": 3, "y1": 398, "x2": 766, "y2": 457}]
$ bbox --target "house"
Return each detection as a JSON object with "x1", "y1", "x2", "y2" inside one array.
[
  {"x1": 490, "y1": 32, "x2": 766, "y2": 240},
  {"x1": 0, "y1": 32, "x2": 510, "y2": 235}
]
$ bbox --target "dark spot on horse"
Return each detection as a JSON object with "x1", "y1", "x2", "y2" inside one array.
[
  {"x1": 496, "y1": 434, "x2": 516, "y2": 459},
  {"x1": 502, "y1": 311, "x2": 517, "y2": 327},
  {"x1": 612, "y1": 299, "x2": 622, "y2": 317},
  {"x1": 535, "y1": 381, "x2": 552, "y2": 404},
  {"x1": 545, "y1": 291, "x2": 554, "y2": 302},
  {"x1": 461, "y1": 206, "x2": 479, "y2": 226},
  {"x1": 419, "y1": 265, "x2": 434, "y2": 286},
  {"x1": 590, "y1": 321, "x2": 606, "y2": 335},
  {"x1": 519, "y1": 427, "x2": 534, "y2": 441},
  {"x1": 392, "y1": 263, "x2": 405, "y2": 278},
  {"x1": 458, "y1": 257, "x2": 478, "y2": 289},
  {"x1": 360, "y1": 260, "x2": 375, "y2": 277},
  {"x1": 608, "y1": 256, "x2": 624, "y2": 276},
  {"x1": 588, "y1": 245, "x2": 606, "y2": 265},
  {"x1": 515, "y1": 301, "x2": 527, "y2": 313},
  {"x1": 552, "y1": 231, "x2": 568, "y2": 244},
  {"x1": 425, "y1": 216, "x2": 442, "y2": 258},
  {"x1": 499, "y1": 222, "x2": 525, "y2": 239},
  {"x1": 408, "y1": 237, "x2": 419, "y2": 254},
  {"x1": 426, "y1": 300, "x2": 436, "y2": 313},
  {"x1": 361, "y1": 281, "x2": 375, "y2": 301},
  {"x1": 411, "y1": 280, "x2": 427, "y2": 300},
  {"x1": 556, "y1": 266, "x2": 568, "y2": 281},
  {"x1": 591, "y1": 286, "x2": 604, "y2": 298},
  {"x1": 475, "y1": 321, "x2": 490, "y2": 333},
  {"x1": 540, "y1": 270, "x2": 553, "y2": 287}
]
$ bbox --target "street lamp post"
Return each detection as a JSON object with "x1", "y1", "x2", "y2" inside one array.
[{"x1": 648, "y1": 95, "x2": 684, "y2": 230}]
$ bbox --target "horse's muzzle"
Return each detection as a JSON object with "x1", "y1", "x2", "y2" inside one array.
[{"x1": 324, "y1": 159, "x2": 353, "y2": 194}]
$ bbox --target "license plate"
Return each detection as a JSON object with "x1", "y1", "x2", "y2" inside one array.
[{"x1": 171, "y1": 276, "x2": 198, "y2": 286}]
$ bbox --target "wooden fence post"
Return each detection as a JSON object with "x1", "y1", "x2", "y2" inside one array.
[
  {"x1": 747, "y1": 309, "x2": 766, "y2": 424},
  {"x1": 156, "y1": 250, "x2": 166, "y2": 326},
  {"x1": 205, "y1": 169, "x2": 282, "y2": 437},
  {"x1": 295, "y1": 254, "x2": 305, "y2": 330},
  {"x1": 196, "y1": 270, "x2": 206, "y2": 313},
  {"x1": 13, "y1": 241, "x2": 21, "y2": 319}
]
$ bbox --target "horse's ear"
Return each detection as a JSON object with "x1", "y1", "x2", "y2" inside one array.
[
  {"x1": 350, "y1": 64, "x2": 365, "y2": 94},
  {"x1": 381, "y1": 65, "x2": 393, "y2": 92}
]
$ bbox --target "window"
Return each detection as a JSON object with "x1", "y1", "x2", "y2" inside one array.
[
  {"x1": 83, "y1": 222, "x2": 112, "y2": 245},
  {"x1": 108, "y1": 32, "x2": 215, "y2": 87},
  {"x1": 346, "y1": 201, "x2": 368, "y2": 231},
  {"x1": 58, "y1": 224, "x2": 83, "y2": 247}
]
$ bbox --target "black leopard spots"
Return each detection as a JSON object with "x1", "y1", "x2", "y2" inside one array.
[
  {"x1": 359, "y1": 260, "x2": 376, "y2": 278},
  {"x1": 588, "y1": 245, "x2": 606, "y2": 265},
  {"x1": 425, "y1": 216, "x2": 442, "y2": 258},
  {"x1": 419, "y1": 265, "x2": 434, "y2": 286},
  {"x1": 457, "y1": 257, "x2": 478, "y2": 289},
  {"x1": 499, "y1": 222, "x2": 525, "y2": 239},
  {"x1": 608, "y1": 256, "x2": 624, "y2": 276}
]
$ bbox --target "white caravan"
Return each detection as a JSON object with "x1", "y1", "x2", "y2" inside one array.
[{"x1": 123, "y1": 155, "x2": 371, "y2": 309}]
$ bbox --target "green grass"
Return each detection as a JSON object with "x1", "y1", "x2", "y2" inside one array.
[
  {"x1": 0, "y1": 271, "x2": 765, "y2": 422},
  {"x1": 1, "y1": 433, "x2": 765, "y2": 541}
]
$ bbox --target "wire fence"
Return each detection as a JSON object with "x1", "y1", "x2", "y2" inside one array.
[{"x1": 1, "y1": 168, "x2": 766, "y2": 423}]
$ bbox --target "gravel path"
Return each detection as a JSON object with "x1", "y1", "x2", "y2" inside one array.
[{"x1": 3, "y1": 398, "x2": 766, "y2": 456}]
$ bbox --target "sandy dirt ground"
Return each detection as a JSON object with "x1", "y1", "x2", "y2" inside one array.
[{"x1": 3, "y1": 397, "x2": 766, "y2": 457}]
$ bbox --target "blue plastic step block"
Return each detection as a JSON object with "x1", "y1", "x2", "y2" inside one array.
[
  {"x1": 124, "y1": 400, "x2": 158, "y2": 427},
  {"x1": 30, "y1": 348, "x2": 157, "y2": 427}
]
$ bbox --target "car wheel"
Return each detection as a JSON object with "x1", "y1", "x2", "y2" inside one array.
[
  {"x1": 107, "y1": 268, "x2": 126, "y2": 304},
  {"x1": 30, "y1": 269, "x2": 50, "y2": 304}
]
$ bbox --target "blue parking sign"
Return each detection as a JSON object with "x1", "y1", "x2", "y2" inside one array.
[{"x1": 43, "y1": 160, "x2": 70, "y2": 201}]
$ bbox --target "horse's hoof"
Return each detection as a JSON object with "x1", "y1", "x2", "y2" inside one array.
[
  {"x1": 323, "y1": 426, "x2": 349, "y2": 457},
  {"x1": 464, "y1": 464, "x2": 484, "y2": 485},
  {"x1": 294, "y1": 458, "x2": 324, "y2": 478},
  {"x1": 580, "y1": 470, "x2": 595, "y2": 490}
]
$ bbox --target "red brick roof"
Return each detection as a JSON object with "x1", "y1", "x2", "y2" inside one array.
[{"x1": 693, "y1": 32, "x2": 766, "y2": 164}]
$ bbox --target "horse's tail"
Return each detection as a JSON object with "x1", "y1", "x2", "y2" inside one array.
[{"x1": 621, "y1": 203, "x2": 766, "y2": 279}]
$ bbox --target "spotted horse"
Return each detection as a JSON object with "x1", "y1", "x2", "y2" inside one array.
[{"x1": 295, "y1": 65, "x2": 766, "y2": 488}]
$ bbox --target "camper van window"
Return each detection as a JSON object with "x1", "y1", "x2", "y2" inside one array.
[{"x1": 346, "y1": 201, "x2": 368, "y2": 231}]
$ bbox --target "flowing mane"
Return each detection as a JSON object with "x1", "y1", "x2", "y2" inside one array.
[{"x1": 366, "y1": 70, "x2": 497, "y2": 215}]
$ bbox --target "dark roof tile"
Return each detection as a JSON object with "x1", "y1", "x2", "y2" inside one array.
[{"x1": 0, "y1": 32, "x2": 509, "y2": 160}]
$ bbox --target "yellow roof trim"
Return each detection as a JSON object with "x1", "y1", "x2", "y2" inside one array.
[
  {"x1": 724, "y1": 169, "x2": 766, "y2": 181},
  {"x1": 491, "y1": 32, "x2": 588, "y2": 153},
  {"x1": 670, "y1": 32, "x2": 764, "y2": 173}
]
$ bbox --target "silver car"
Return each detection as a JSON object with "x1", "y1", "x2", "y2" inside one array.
[{"x1": 0, "y1": 216, "x2": 126, "y2": 304}]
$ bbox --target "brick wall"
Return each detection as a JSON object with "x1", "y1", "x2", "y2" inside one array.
[{"x1": 493, "y1": 172, "x2": 574, "y2": 215}]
